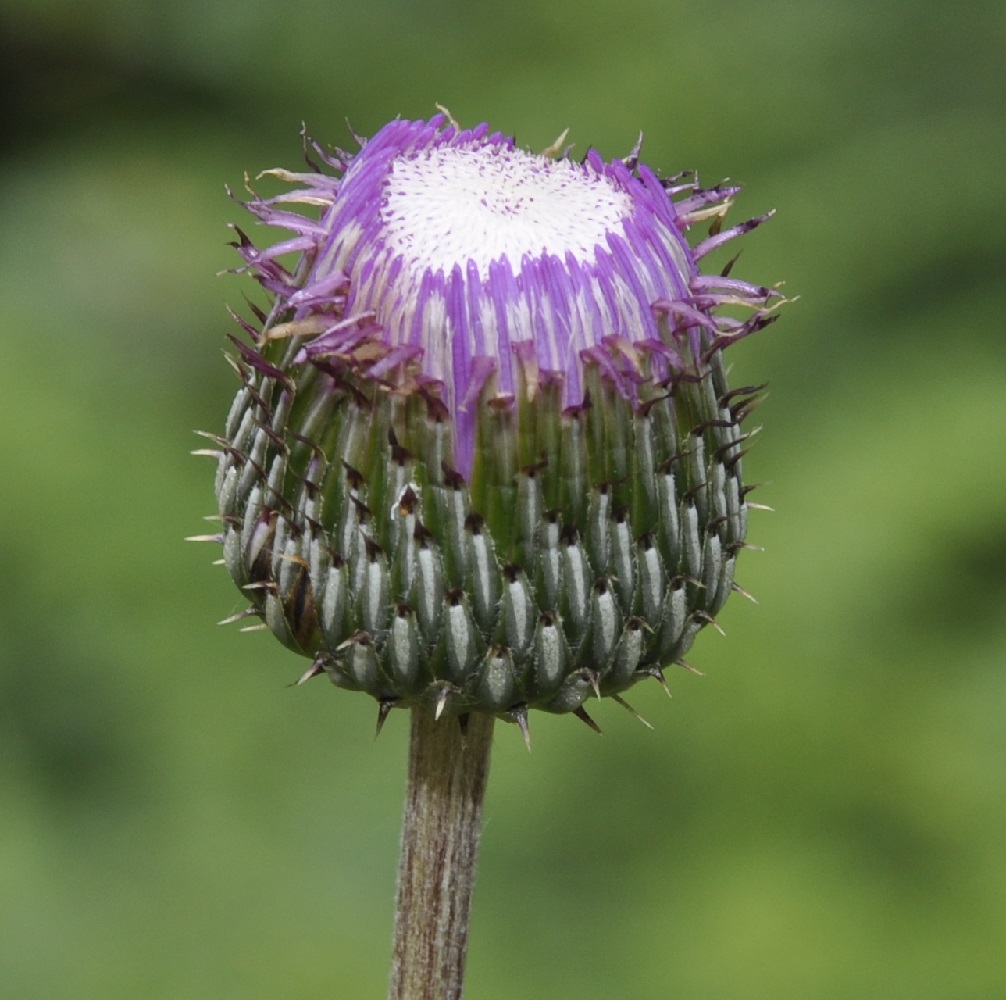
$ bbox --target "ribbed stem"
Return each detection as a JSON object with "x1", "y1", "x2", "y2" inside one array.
[{"x1": 388, "y1": 705, "x2": 495, "y2": 1000}]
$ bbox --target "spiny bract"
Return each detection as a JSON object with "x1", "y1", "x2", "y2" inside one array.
[{"x1": 195, "y1": 114, "x2": 781, "y2": 739}]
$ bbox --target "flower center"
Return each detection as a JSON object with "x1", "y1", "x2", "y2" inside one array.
[{"x1": 379, "y1": 145, "x2": 634, "y2": 278}]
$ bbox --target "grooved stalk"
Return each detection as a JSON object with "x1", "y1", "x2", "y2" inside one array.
[{"x1": 389, "y1": 706, "x2": 495, "y2": 1000}]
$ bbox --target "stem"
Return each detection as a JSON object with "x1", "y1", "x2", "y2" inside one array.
[{"x1": 388, "y1": 705, "x2": 495, "y2": 1000}]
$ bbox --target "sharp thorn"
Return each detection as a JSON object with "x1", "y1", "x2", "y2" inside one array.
[
  {"x1": 573, "y1": 706, "x2": 603, "y2": 735},
  {"x1": 194, "y1": 430, "x2": 230, "y2": 447},
  {"x1": 242, "y1": 581, "x2": 276, "y2": 593},
  {"x1": 434, "y1": 686, "x2": 450, "y2": 720},
  {"x1": 191, "y1": 448, "x2": 224, "y2": 458},
  {"x1": 217, "y1": 607, "x2": 258, "y2": 626},
  {"x1": 746, "y1": 502, "x2": 774, "y2": 512},
  {"x1": 585, "y1": 669, "x2": 601, "y2": 700},
  {"x1": 375, "y1": 698, "x2": 397, "y2": 737},
  {"x1": 289, "y1": 657, "x2": 325, "y2": 687},
  {"x1": 612, "y1": 694, "x2": 654, "y2": 730},
  {"x1": 185, "y1": 533, "x2": 224, "y2": 543},
  {"x1": 731, "y1": 582, "x2": 759, "y2": 603},
  {"x1": 508, "y1": 704, "x2": 532, "y2": 752},
  {"x1": 223, "y1": 351, "x2": 246, "y2": 380},
  {"x1": 644, "y1": 666, "x2": 673, "y2": 698},
  {"x1": 693, "y1": 611, "x2": 726, "y2": 637},
  {"x1": 211, "y1": 558, "x2": 226, "y2": 566},
  {"x1": 239, "y1": 623, "x2": 270, "y2": 632},
  {"x1": 675, "y1": 659, "x2": 705, "y2": 676}
]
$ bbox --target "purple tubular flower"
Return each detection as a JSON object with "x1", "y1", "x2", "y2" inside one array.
[{"x1": 206, "y1": 114, "x2": 782, "y2": 734}]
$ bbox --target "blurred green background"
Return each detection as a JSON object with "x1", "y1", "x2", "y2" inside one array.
[{"x1": 2, "y1": 0, "x2": 1004, "y2": 997}]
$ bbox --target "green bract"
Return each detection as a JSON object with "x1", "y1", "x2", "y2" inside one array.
[{"x1": 199, "y1": 115, "x2": 780, "y2": 736}]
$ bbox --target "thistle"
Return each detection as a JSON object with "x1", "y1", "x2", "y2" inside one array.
[{"x1": 196, "y1": 113, "x2": 781, "y2": 1000}]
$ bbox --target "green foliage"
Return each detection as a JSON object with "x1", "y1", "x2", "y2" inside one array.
[{"x1": 1, "y1": 0, "x2": 1004, "y2": 997}]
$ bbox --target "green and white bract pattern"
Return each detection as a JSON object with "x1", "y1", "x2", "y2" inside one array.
[{"x1": 201, "y1": 114, "x2": 781, "y2": 737}]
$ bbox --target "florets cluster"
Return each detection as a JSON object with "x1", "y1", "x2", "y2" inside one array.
[{"x1": 196, "y1": 115, "x2": 781, "y2": 738}]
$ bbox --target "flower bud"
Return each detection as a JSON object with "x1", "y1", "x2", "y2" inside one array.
[{"x1": 200, "y1": 114, "x2": 781, "y2": 734}]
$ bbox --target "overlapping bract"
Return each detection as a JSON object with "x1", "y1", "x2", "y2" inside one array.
[{"x1": 201, "y1": 116, "x2": 780, "y2": 733}]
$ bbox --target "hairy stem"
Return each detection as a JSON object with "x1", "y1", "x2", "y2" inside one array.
[{"x1": 388, "y1": 706, "x2": 495, "y2": 1000}]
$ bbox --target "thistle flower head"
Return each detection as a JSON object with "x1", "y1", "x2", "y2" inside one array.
[{"x1": 203, "y1": 114, "x2": 781, "y2": 736}]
